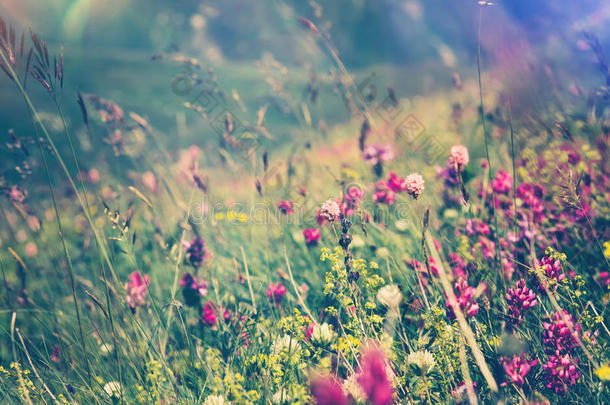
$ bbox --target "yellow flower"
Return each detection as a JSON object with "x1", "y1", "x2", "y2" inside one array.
[
  {"x1": 603, "y1": 241, "x2": 610, "y2": 259},
  {"x1": 594, "y1": 364, "x2": 610, "y2": 381}
]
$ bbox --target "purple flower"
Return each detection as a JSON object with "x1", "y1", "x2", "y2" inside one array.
[
  {"x1": 505, "y1": 279, "x2": 537, "y2": 325},
  {"x1": 446, "y1": 278, "x2": 479, "y2": 318},
  {"x1": 501, "y1": 354, "x2": 538, "y2": 386},
  {"x1": 266, "y1": 281, "x2": 287, "y2": 305},
  {"x1": 492, "y1": 170, "x2": 513, "y2": 194},
  {"x1": 183, "y1": 237, "x2": 209, "y2": 267},
  {"x1": 372, "y1": 181, "x2": 396, "y2": 205},
  {"x1": 180, "y1": 273, "x2": 209, "y2": 307},
  {"x1": 543, "y1": 310, "x2": 581, "y2": 355},
  {"x1": 543, "y1": 353, "x2": 580, "y2": 394}
]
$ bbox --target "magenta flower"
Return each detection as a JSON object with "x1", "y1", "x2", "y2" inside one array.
[
  {"x1": 387, "y1": 172, "x2": 406, "y2": 192},
  {"x1": 372, "y1": 181, "x2": 396, "y2": 205},
  {"x1": 492, "y1": 170, "x2": 512, "y2": 194},
  {"x1": 266, "y1": 281, "x2": 287, "y2": 304},
  {"x1": 542, "y1": 310, "x2": 581, "y2": 354},
  {"x1": 446, "y1": 278, "x2": 479, "y2": 318},
  {"x1": 356, "y1": 343, "x2": 394, "y2": 405},
  {"x1": 449, "y1": 145, "x2": 469, "y2": 167},
  {"x1": 345, "y1": 185, "x2": 365, "y2": 205},
  {"x1": 310, "y1": 374, "x2": 347, "y2": 405},
  {"x1": 465, "y1": 219, "x2": 490, "y2": 236},
  {"x1": 505, "y1": 279, "x2": 537, "y2": 325},
  {"x1": 125, "y1": 271, "x2": 150, "y2": 309},
  {"x1": 500, "y1": 354, "x2": 538, "y2": 386},
  {"x1": 535, "y1": 255, "x2": 566, "y2": 291},
  {"x1": 303, "y1": 228, "x2": 321, "y2": 246},
  {"x1": 543, "y1": 353, "x2": 580, "y2": 394},
  {"x1": 277, "y1": 200, "x2": 294, "y2": 215},
  {"x1": 201, "y1": 301, "x2": 218, "y2": 327},
  {"x1": 404, "y1": 173, "x2": 425, "y2": 198}
]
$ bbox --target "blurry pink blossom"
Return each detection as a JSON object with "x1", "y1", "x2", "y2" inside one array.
[
  {"x1": 125, "y1": 271, "x2": 150, "y2": 309},
  {"x1": 142, "y1": 171, "x2": 158, "y2": 193},
  {"x1": 88, "y1": 168, "x2": 100, "y2": 183},
  {"x1": 25, "y1": 242, "x2": 37, "y2": 257},
  {"x1": 449, "y1": 145, "x2": 469, "y2": 167},
  {"x1": 356, "y1": 343, "x2": 394, "y2": 405}
]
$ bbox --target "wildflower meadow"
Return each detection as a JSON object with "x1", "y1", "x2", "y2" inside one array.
[{"x1": 0, "y1": 1, "x2": 609, "y2": 404}]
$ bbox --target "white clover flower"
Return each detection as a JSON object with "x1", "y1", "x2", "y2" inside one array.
[
  {"x1": 407, "y1": 349, "x2": 436, "y2": 375},
  {"x1": 203, "y1": 394, "x2": 227, "y2": 405},
  {"x1": 271, "y1": 335, "x2": 301, "y2": 356},
  {"x1": 377, "y1": 284, "x2": 402, "y2": 309},
  {"x1": 103, "y1": 381, "x2": 121, "y2": 398},
  {"x1": 311, "y1": 323, "x2": 335, "y2": 345}
]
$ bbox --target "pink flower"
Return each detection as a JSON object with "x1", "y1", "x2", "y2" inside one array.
[
  {"x1": 310, "y1": 374, "x2": 347, "y2": 405},
  {"x1": 505, "y1": 279, "x2": 537, "y2": 325},
  {"x1": 50, "y1": 345, "x2": 61, "y2": 363},
  {"x1": 142, "y1": 171, "x2": 158, "y2": 193},
  {"x1": 386, "y1": 172, "x2": 406, "y2": 192},
  {"x1": 543, "y1": 353, "x2": 579, "y2": 394},
  {"x1": 501, "y1": 354, "x2": 538, "y2": 386},
  {"x1": 356, "y1": 343, "x2": 394, "y2": 405},
  {"x1": 449, "y1": 145, "x2": 469, "y2": 167},
  {"x1": 319, "y1": 199, "x2": 341, "y2": 222},
  {"x1": 362, "y1": 144, "x2": 395, "y2": 166},
  {"x1": 446, "y1": 278, "x2": 479, "y2": 318},
  {"x1": 88, "y1": 168, "x2": 100, "y2": 183},
  {"x1": 303, "y1": 228, "x2": 321, "y2": 246},
  {"x1": 543, "y1": 310, "x2": 580, "y2": 354},
  {"x1": 277, "y1": 200, "x2": 294, "y2": 214},
  {"x1": 600, "y1": 271, "x2": 610, "y2": 286},
  {"x1": 125, "y1": 271, "x2": 150, "y2": 309},
  {"x1": 8, "y1": 186, "x2": 25, "y2": 202},
  {"x1": 492, "y1": 170, "x2": 512, "y2": 194},
  {"x1": 201, "y1": 301, "x2": 218, "y2": 327},
  {"x1": 404, "y1": 173, "x2": 425, "y2": 198},
  {"x1": 345, "y1": 185, "x2": 365, "y2": 205},
  {"x1": 372, "y1": 181, "x2": 396, "y2": 205},
  {"x1": 266, "y1": 281, "x2": 287, "y2": 304},
  {"x1": 535, "y1": 255, "x2": 565, "y2": 291},
  {"x1": 25, "y1": 242, "x2": 37, "y2": 257}
]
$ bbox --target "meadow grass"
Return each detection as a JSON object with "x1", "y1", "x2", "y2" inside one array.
[{"x1": 0, "y1": 10, "x2": 609, "y2": 405}]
